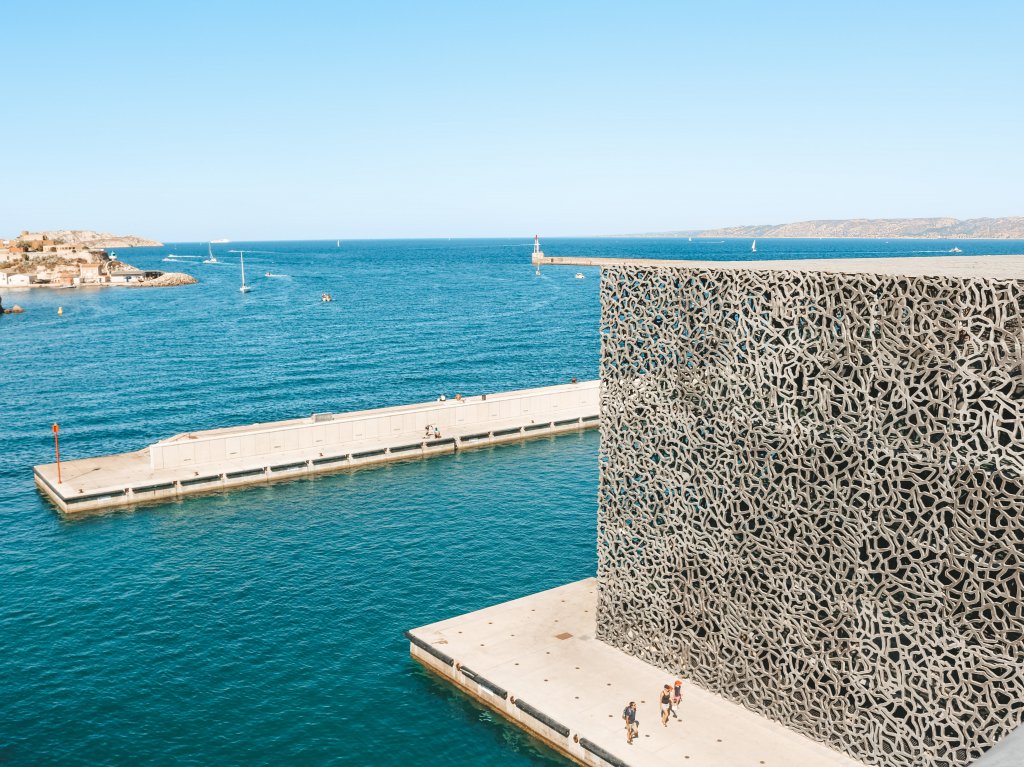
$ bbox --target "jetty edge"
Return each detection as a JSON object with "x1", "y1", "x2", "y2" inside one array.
[
  {"x1": 407, "y1": 579, "x2": 868, "y2": 767},
  {"x1": 33, "y1": 381, "x2": 598, "y2": 514}
]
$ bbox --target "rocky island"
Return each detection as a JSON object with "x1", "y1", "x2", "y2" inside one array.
[
  {"x1": 626, "y1": 216, "x2": 1024, "y2": 239},
  {"x1": 0, "y1": 230, "x2": 196, "y2": 289},
  {"x1": 20, "y1": 229, "x2": 164, "y2": 248}
]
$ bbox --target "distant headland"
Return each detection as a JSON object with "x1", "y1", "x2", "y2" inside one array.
[
  {"x1": 12, "y1": 229, "x2": 163, "y2": 248},
  {"x1": 621, "y1": 216, "x2": 1024, "y2": 240}
]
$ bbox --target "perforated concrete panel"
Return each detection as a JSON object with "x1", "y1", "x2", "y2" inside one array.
[{"x1": 596, "y1": 265, "x2": 1024, "y2": 767}]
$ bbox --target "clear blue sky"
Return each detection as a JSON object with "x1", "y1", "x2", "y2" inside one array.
[{"x1": 2, "y1": 0, "x2": 1021, "y2": 240}]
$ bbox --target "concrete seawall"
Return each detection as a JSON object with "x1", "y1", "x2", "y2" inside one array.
[
  {"x1": 408, "y1": 580, "x2": 868, "y2": 767},
  {"x1": 34, "y1": 381, "x2": 599, "y2": 513}
]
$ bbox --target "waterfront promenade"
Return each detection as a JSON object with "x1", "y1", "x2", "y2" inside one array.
[
  {"x1": 408, "y1": 580, "x2": 867, "y2": 767},
  {"x1": 34, "y1": 381, "x2": 598, "y2": 513}
]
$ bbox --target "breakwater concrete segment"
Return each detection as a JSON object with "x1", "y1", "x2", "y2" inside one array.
[
  {"x1": 407, "y1": 579, "x2": 867, "y2": 767},
  {"x1": 34, "y1": 381, "x2": 598, "y2": 513}
]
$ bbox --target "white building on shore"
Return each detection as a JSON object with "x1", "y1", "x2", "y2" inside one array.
[{"x1": 0, "y1": 272, "x2": 33, "y2": 287}]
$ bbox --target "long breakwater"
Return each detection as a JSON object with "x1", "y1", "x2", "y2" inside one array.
[{"x1": 34, "y1": 381, "x2": 599, "y2": 513}]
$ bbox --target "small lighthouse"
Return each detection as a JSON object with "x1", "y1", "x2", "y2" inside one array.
[{"x1": 531, "y1": 234, "x2": 545, "y2": 264}]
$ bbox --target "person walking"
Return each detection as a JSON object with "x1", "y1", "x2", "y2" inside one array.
[
  {"x1": 671, "y1": 679, "x2": 682, "y2": 719},
  {"x1": 660, "y1": 684, "x2": 672, "y2": 726},
  {"x1": 622, "y1": 701, "x2": 639, "y2": 744}
]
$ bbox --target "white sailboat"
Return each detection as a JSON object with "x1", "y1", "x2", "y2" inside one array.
[
  {"x1": 239, "y1": 252, "x2": 252, "y2": 293},
  {"x1": 203, "y1": 243, "x2": 219, "y2": 264},
  {"x1": 751, "y1": 239, "x2": 757, "y2": 253}
]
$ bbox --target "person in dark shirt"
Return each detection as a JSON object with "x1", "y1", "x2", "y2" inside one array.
[
  {"x1": 622, "y1": 701, "x2": 638, "y2": 744},
  {"x1": 660, "y1": 684, "x2": 672, "y2": 726}
]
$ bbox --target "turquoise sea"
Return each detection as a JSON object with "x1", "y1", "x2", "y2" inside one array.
[{"x1": 3, "y1": 237, "x2": 1023, "y2": 766}]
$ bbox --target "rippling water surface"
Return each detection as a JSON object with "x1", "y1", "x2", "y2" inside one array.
[{"x1": 2, "y1": 237, "x2": 1021, "y2": 765}]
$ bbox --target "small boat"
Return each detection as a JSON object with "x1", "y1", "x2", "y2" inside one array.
[
  {"x1": 321, "y1": 292, "x2": 333, "y2": 303},
  {"x1": 751, "y1": 240, "x2": 757, "y2": 253},
  {"x1": 239, "y1": 252, "x2": 251, "y2": 293},
  {"x1": 575, "y1": 272, "x2": 585, "y2": 279},
  {"x1": 950, "y1": 247, "x2": 963, "y2": 253}
]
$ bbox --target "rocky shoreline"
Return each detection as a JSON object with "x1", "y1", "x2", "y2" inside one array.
[
  {"x1": 128, "y1": 272, "x2": 198, "y2": 288},
  {"x1": 2, "y1": 271, "x2": 198, "y2": 289}
]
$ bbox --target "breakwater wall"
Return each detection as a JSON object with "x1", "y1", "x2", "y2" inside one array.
[{"x1": 34, "y1": 381, "x2": 599, "y2": 513}]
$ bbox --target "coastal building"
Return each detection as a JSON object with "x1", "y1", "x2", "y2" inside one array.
[
  {"x1": 15, "y1": 232, "x2": 52, "y2": 251},
  {"x1": 412, "y1": 254, "x2": 1024, "y2": 767},
  {"x1": 47, "y1": 243, "x2": 87, "y2": 255},
  {"x1": 593, "y1": 255, "x2": 1024, "y2": 767},
  {"x1": 79, "y1": 263, "x2": 106, "y2": 283},
  {"x1": 0, "y1": 272, "x2": 33, "y2": 287},
  {"x1": 108, "y1": 266, "x2": 146, "y2": 283}
]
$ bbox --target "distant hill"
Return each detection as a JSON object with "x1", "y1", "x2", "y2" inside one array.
[
  {"x1": 13, "y1": 229, "x2": 162, "y2": 248},
  {"x1": 628, "y1": 217, "x2": 1024, "y2": 240}
]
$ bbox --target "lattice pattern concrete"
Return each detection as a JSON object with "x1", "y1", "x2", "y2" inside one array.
[{"x1": 596, "y1": 265, "x2": 1024, "y2": 767}]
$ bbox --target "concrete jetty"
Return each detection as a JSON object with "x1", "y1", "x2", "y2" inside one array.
[
  {"x1": 532, "y1": 251, "x2": 1024, "y2": 279},
  {"x1": 34, "y1": 381, "x2": 598, "y2": 513},
  {"x1": 407, "y1": 580, "x2": 867, "y2": 767}
]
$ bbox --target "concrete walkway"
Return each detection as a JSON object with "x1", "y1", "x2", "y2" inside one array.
[
  {"x1": 409, "y1": 579, "x2": 867, "y2": 767},
  {"x1": 34, "y1": 381, "x2": 598, "y2": 513}
]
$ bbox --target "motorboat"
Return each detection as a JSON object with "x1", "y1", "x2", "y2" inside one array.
[
  {"x1": 575, "y1": 272, "x2": 585, "y2": 279},
  {"x1": 321, "y1": 292, "x2": 333, "y2": 303},
  {"x1": 950, "y1": 247, "x2": 963, "y2": 253}
]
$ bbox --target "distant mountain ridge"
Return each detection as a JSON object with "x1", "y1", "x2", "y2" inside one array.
[
  {"x1": 629, "y1": 217, "x2": 1024, "y2": 240},
  {"x1": 14, "y1": 229, "x2": 162, "y2": 248}
]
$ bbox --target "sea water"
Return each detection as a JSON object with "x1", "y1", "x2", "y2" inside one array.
[{"x1": 2, "y1": 238, "x2": 1022, "y2": 766}]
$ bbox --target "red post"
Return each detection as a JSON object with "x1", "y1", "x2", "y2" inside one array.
[{"x1": 52, "y1": 423, "x2": 61, "y2": 484}]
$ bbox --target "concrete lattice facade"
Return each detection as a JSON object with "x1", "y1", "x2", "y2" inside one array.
[{"x1": 596, "y1": 265, "x2": 1024, "y2": 767}]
